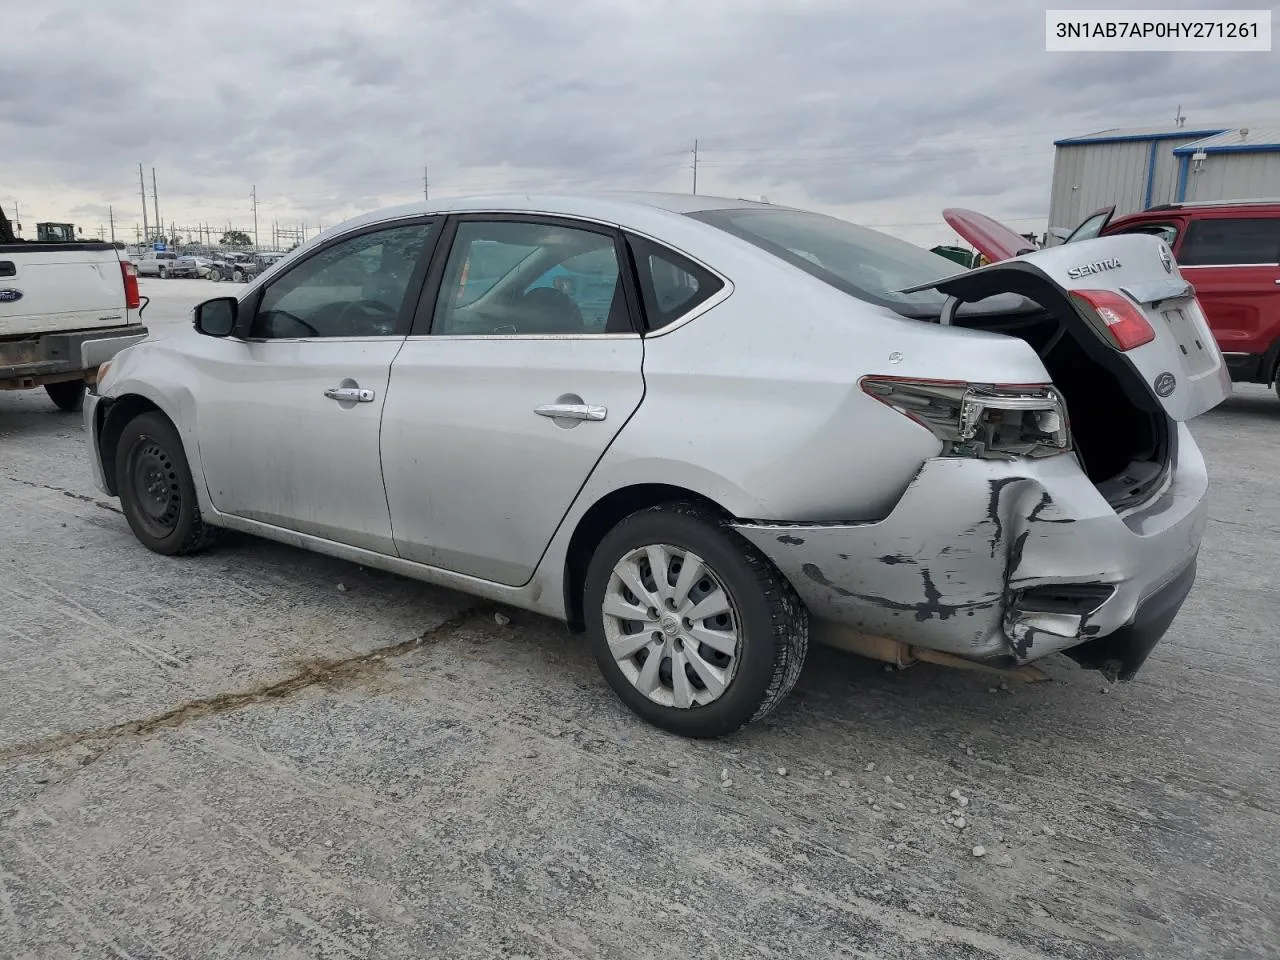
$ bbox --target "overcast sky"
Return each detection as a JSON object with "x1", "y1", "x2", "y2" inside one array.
[{"x1": 3, "y1": 0, "x2": 1278, "y2": 248}]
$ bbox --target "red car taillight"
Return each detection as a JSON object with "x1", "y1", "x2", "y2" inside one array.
[
  {"x1": 1069, "y1": 289, "x2": 1155, "y2": 351},
  {"x1": 121, "y1": 260, "x2": 141, "y2": 310},
  {"x1": 861, "y1": 376, "x2": 1072, "y2": 460}
]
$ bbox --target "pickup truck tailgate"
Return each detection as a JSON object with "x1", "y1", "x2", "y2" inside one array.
[{"x1": 0, "y1": 246, "x2": 130, "y2": 338}]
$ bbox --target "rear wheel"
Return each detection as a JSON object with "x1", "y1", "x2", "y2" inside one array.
[
  {"x1": 115, "y1": 411, "x2": 218, "y2": 556},
  {"x1": 584, "y1": 502, "x2": 808, "y2": 738},
  {"x1": 44, "y1": 379, "x2": 86, "y2": 412},
  {"x1": 158, "y1": 267, "x2": 167, "y2": 279}
]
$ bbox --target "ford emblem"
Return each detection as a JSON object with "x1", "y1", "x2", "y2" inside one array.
[
  {"x1": 1154, "y1": 372, "x2": 1176, "y2": 397},
  {"x1": 0, "y1": 288, "x2": 23, "y2": 303}
]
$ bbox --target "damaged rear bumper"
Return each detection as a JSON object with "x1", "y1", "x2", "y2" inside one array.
[{"x1": 733, "y1": 423, "x2": 1207, "y2": 677}]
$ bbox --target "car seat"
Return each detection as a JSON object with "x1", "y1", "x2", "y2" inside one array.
[{"x1": 515, "y1": 286, "x2": 585, "y2": 334}]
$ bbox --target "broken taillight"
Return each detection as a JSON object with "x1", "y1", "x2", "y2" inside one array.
[
  {"x1": 1069, "y1": 289, "x2": 1155, "y2": 351},
  {"x1": 120, "y1": 260, "x2": 141, "y2": 310},
  {"x1": 861, "y1": 377, "x2": 1072, "y2": 460}
]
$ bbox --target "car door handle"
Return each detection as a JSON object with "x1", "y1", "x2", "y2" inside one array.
[
  {"x1": 324, "y1": 386, "x2": 375, "y2": 403},
  {"x1": 534, "y1": 403, "x2": 607, "y2": 421}
]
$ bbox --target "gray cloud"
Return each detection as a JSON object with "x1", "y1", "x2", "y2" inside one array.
[{"x1": 4, "y1": 0, "x2": 1278, "y2": 247}]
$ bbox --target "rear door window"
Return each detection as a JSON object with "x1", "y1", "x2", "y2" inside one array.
[
  {"x1": 625, "y1": 235, "x2": 724, "y2": 331},
  {"x1": 1179, "y1": 217, "x2": 1280, "y2": 266},
  {"x1": 431, "y1": 219, "x2": 629, "y2": 335}
]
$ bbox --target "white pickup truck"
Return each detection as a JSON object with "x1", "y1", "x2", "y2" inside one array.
[{"x1": 1, "y1": 204, "x2": 148, "y2": 412}]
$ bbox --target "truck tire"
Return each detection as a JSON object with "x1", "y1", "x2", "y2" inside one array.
[
  {"x1": 209, "y1": 268, "x2": 222, "y2": 282},
  {"x1": 158, "y1": 267, "x2": 167, "y2": 279},
  {"x1": 44, "y1": 379, "x2": 86, "y2": 413},
  {"x1": 115, "y1": 411, "x2": 219, "y2": 556}
]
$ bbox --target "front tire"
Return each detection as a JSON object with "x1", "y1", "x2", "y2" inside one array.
[
  {"x1": 233, "y1": 269, "x2": 244, "y2": 283},
  {"x1": 44, "y1": 379, "x2": 86, "y2": 412},
  {"x1": 209, "y1": 268, "x2": 222, "y2": 282},
  {"x1": 115, "y1": 411, "x2": 218, "y2": 556},
  {"x1": 584, "y1": 502, "x2": 808, "y2": 738}
]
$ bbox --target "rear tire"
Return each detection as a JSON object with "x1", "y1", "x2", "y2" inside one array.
[
  {"x1": 158, "y1": 267, "x2": 167, "y2": 279},
  {"x1": 115, "y1": 411, "x2": 219, "y2": 556},
  {"x1": 44, "y1": 379, "x2": 86, "y2": 412},
  {"x1": 584, "y1": 502, "x2": 808, "y2": 738}
]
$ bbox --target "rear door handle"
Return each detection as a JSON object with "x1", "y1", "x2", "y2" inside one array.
[
  {"x1": 534, "y1": 403, "x2": 606, "y2": 421},
  {"x1": 324, "y1": 386, "x2": 375, "y2": 403}
]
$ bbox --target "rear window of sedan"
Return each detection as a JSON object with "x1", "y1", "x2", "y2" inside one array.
[{"x1": 688, "y1": 206, "x2": 963, "y2": 313}]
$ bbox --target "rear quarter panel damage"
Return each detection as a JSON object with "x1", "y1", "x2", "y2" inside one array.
[{"x1": 732, "y1": 437, "x2": 1208, "y2": 664}]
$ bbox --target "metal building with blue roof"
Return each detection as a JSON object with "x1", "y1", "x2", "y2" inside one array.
[{"x1": 1047, "y1": 121, "x2": 1280, "y2": 237}]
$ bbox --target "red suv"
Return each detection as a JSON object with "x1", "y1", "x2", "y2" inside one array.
[{"x1": 946, "y1": 201, "x2": 1280, "y2": 398}]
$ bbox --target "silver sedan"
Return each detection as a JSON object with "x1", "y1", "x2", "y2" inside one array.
[{"x1": 84, "y1": 193, "x2": 1230, "y2": 737}]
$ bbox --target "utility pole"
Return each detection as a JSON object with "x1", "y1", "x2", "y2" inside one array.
[
  {"x1": 108, "y1": 205, "x2": 115, "y2": 244},
  {"x1": 250, "y1": 185, "x2": 259, "y2": 251},
  {"x1": 424, "y1": 165, "x2": 429, "y2": 201},
  {"x1": 151, "y1": 168, "x2": 161, "y2": 243},
  {"x1": 139, "y1": 163, "x2": 150, "y2": 244},
  {"x1": 691, "y1": 139, "x2": 699, "y2": 195}
]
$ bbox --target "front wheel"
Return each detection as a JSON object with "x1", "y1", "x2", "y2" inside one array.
[
  {"x1": 209, "y1": 268, "x2": 222, "y2": 282},
  {"x1": 115, "y1": 411, "x2": 218, "y2": 556},
  {"x1": 44, "y1": 379, "x2": 86, "y2": 412},
  {"x1": 233, "y1": 269, "x2": 244, "y2": 283},
  {"x1": 584, "y1": 502, "x2": 808, "y2": 738}
]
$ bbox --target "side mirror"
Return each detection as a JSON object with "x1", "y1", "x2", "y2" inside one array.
[{"x1": 194, "y1": 297, "x2": 238, "y2": 337}]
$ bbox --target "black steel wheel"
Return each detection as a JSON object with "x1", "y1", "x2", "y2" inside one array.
[{"x1": 115, "y1": 411, "x2": 218, "y2": 555}]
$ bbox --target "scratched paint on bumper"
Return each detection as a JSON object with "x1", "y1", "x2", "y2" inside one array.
[{"x1": 734, "y1": 423, "x2": 1208, "y2": 664}]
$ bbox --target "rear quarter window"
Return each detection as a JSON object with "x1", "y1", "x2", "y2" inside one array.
[
  {"x1": 1179, "y1": 217, "x2": 1280, "y2": 266},
  {"x1": 625, "y1": 235, "x2": 724, "y2": 331}
]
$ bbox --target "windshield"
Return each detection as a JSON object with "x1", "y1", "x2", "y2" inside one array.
[{"x1": 688, "y1": 206, "x2": 964, "y2": 313}]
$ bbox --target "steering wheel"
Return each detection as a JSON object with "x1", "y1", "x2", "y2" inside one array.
[{"x1": 337, "y1": 299, "x2": 399, "y2": 335}]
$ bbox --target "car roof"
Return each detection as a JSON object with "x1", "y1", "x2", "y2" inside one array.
[
  {"x1": 323, "y1": 191, "x2": 786, "y2": 238},
  {"x1": 1116, "y1": 200, "x2": 1280, "y2": 225}
]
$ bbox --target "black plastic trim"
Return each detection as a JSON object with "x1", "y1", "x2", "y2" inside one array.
[{"x1": 1063, "y1": 559, "x2": 1197, "y2": 681}]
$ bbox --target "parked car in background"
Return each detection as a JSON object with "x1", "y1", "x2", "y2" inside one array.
[
  {"x1": 136, "y1": 250, "x2": 179, "y2": 278},
  {"x1": 952, "y1": 199, "x2": 1280, "y2": 398},
  {"x1": 84, "y1": 193, "x2": 1228, "y2": 738},
  {"x1": 168, "y1": 256, "x2": 201, "y2": 279},
  {"x1": 207, "y1": 252, "x2": 255, "y2": 283}
]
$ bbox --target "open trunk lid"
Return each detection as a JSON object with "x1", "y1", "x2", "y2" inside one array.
[{"x1": 903, "y1": 232, "x2": 1231, "y2": 421}]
